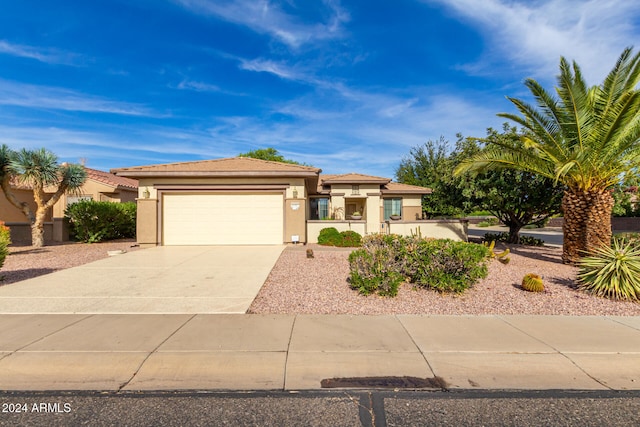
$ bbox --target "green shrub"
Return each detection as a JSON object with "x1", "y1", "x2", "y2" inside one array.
[
  {"x1": 406, "y1": 239, "x2": 489, "y2": 293},
  {"x1": 65, "y1": 200, "x2": 137, "y2": 243},
  {"x1": 477, "y1": 217, "x2": 499, "y2": 227},
  {"x1": 317, "y1": 227, "x2": 341, "y2": 246},
  {"x1": 577, "y1": 239, "x2": 640, "y2": 302},
  {"x1": 614, "y1": 233, "x2": 640, "y2": 249},
  {"x1": 336, "y1": 230, "x2": 362, "y2": 247},
  {"x1": 0, "y1": 221, "x2": 11, "y2": 270},
  {"x1": 483, "y1": 232, "x2": 545, "y2": 247},
  {"x1": 317, "y1": 227, "x2": 362, "y2": 247},
  {"x1": 348, "y1": 247, "x2": 404, "y2": 297},
  {"x1": 348, "y1": 234, "x2": 489, "y2": 297}
]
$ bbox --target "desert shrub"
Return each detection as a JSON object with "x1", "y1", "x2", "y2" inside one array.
[
  {"x1": 577, "y1": 239, "x2": 640, "y2": 302},
  {"x1": 66, "y1": 200, "x2": 136, "y2": 243},
  {"x1": 337, "y1": 230, "x2": 362, "y2": 247},
  {"x1": 406, "y1": 239, "x2": 489, "y2": 293},
  {"x1": 348, "y1": 234, "x2": 489, "y2": 296},
  {"x1": 317, "y1": 227, "x2": 341, "y2": 246},
  {"x1": 483, "y1": 232, "x2": 545, "y2": 247},
  {"x1": 348, "y1": 247, "x2": 404, "y2": 297},
  {"x1": 317, "y1": 228, "x2": 362, "y2": 247},
  {"x1": 0, "y1": 221, "x2": 11, "y2": 270}
]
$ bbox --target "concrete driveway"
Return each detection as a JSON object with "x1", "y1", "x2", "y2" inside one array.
[{"x1": 0, "y1": 246, "x2": 285, "y2": 314}]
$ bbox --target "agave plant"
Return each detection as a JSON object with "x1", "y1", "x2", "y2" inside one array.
[{"x1": 577, "y1": 239, "x2": 640, "y2": 302}]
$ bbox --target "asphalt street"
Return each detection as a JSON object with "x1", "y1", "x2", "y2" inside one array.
[{"x1": 1, "y1": 390, "x2": 639, "y2": 427}]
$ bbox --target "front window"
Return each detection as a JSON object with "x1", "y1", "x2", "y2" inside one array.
[
  {"x1": 310, "y1": 197, "x2": 330, "y2": 220},
  {"x1": 351, "y1": 185, "x2": 360, "y2": 195},
  {"x1": 383, "y1": 198, "x2": 402, "y2": 220}
]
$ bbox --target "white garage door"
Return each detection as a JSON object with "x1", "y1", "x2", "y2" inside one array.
[{"x1": 163, "y1": 193, "x2": 283, "y2": 245}]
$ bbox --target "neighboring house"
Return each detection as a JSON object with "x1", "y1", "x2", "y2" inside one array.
[
  {"x1": 112, "y1": 157, "x2": 467, "y2": 247},
  {"x1": 0, "y1": 167, "x2": 138, "y2": 242}
]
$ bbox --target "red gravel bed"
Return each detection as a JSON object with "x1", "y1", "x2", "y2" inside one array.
[{"x1": 248, "y1": 244, "x2": 640, "y2": 315}]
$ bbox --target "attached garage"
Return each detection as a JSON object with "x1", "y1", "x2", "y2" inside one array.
[{"x1": 162, "y1": 192, "x2": 284, "y2": 245}]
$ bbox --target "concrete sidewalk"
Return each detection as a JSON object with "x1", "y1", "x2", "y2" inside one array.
[{"x1": 0, "y1": 314, "x2": 638, "y2": 391}]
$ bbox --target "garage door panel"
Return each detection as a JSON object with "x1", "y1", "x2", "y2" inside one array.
[{"x1": 163, "y1": 193, "x2": 283, "y2": 245}]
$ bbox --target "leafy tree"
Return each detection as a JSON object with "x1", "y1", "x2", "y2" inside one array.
[
  {"x1": 456, "y1": 48, "x2": 640, "y2": 263},
  {"x1": 396, "y1": 137, "x2": 462, "y2": 217},
  {"x1": 238, "y1": 147, "x2": 308, "y2": 165},
  {"x1": 397, "y1": 126, "x2": 564, "y2": 243},
  {"x1": 464, "y1": 126, "x2": 565, "y2": 243},
  {"x1": 0, "y1": 145, "x2": 87, "y2": 247}
]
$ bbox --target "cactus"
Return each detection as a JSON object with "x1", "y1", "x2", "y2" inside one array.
[
  {"x1": 483, "y1": 240, "x2": 511, "y2": 264},
  {"x1": 522, "y1": 273, "x2": 544, "y2": 292},
  {"x1": 410, "y1": 226, "x2": 422, "y2": 239}
]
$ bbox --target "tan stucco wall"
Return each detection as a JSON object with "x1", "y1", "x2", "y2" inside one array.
[
  {"x1": 0, "y1": 189, "x2": 52, "y2": 223},
  {"x1": 136, "y1": 198, "x2": 159, "y2": 247},
  {"x1": 387, "y1": 220, "x2": 467, "y2": 241},
  {"x1": 284, "y1": 198, "x2": 307, "y2": 243}
]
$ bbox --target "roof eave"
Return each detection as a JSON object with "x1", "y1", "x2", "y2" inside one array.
[{"x1": 112, "y1": 170, "x2": 320, "y2": 179}]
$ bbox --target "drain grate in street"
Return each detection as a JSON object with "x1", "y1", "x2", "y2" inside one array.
[{"x1": 320, "y1": 376, "x2": 447, "y2": 389}]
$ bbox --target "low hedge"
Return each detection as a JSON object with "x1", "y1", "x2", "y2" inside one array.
[
  {"x1": 348, "y1": 234, "x2": 489, "y2": 297},
  {"x1": 317, "y1": 227, "x2": 362, "y2": 247},
  {"x1": 65, "y1": 200, "x2": 136, "y2": 243}
]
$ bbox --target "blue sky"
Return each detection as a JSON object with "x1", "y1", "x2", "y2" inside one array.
[{"x1": 1, "y1": 1, "x2": 638, "y2": 178}]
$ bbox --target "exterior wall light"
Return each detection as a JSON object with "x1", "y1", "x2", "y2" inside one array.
[
  {"x1": 292, "y1": 187, "x2": 298, "y2": 198},
  {"x1": 142, "y1": 187, "x2": 150, "y2": 199}
]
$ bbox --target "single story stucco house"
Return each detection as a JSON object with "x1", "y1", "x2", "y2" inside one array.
[
  {"x1": 112, "y1": 157, "x2": 466, "y2": 247},
  {"x1": 0, "y1": 167, "x2": 138, "y2": 242}
]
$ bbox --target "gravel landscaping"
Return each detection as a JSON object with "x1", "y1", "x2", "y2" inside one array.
[
  {"x1": 0, "y1": 240, "x2": 140, "y2": 285},
  {"x1": 248, "y1": 243, "x2": 640, "y2": 316},
  {"x1": 2, "y1": 239, "x2": 639, "y2": 315}
]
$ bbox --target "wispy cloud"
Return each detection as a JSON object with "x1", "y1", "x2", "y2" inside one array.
[
  {"x1": 176, "y1": 79, "x2": 222, "y2": 92},
  {"x1": 173, "y1": 0, "x2": 350, "y2": 49},
  {"x1": 426, "y1": 0, "x2": 640, "y2": 83},
  {"x1": 0, "y1": 39, "x2": 84, "y2": 66},
  {"x1": 0, "y1": 79, "x2": 157, "y2": 116}
]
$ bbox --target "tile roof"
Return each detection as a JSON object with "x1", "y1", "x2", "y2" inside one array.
[
  {"x1": 7, "y1": 168, "x2": 138, "y2": 191},
  {"x1": 85, "y1": 167, "x2": 138, "y2": 190},
  {"x1": 111, "y1": 156, "x2": 321, "y2": 177},
  {"x1": 316, "y1": 173, "x2": 431, "y2": 194},
  {"x1": 382, "y1": 181, "x2": 432, "y2": 194},
  {"x1": 319, "y1": 173, "x2": 391, "y2": 185}
]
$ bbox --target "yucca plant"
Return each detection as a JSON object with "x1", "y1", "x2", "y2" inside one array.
[{"x1": 577, "y1": 239, "x2": 640, "y2": 302}]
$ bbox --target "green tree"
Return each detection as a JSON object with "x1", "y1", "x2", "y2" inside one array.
[
  {"x1": 238, "y1": 147, "x2": 307, "y2": 165},
  {"x1": 464, "y1": 126, "x2": 565, "y2": 243},
  {"x1": 456, "y1": 48, "x2": 640, "y2": 263},
  {"x1": 0, "y1": 145, "x2": 87, "y2": 247},
  {"x1": 396, "y1": 137, "x2": 464, "y2": 217}
]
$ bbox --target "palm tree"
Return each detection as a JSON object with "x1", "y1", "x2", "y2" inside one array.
[
  {"x1": 0, "y1": 145, "x2": 87, "y2": 247},
  {"x1": 456, "y1": 48, "x2": 640, "y2": 263}
]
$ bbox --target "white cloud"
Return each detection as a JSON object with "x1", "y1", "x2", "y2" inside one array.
[
  {"x1": 176, "y1": 79, "x2": 222, "y2": 92},
  {"x1": 0, "y1": 79, "x2": 157, "y2": 116},
  {"x1": 173, "y1": 0, "x2": 350, "y2": 49},
  {"x1": 0, "y1": 40, "x2": 83, "y2": 65},
  {"x1": 426, "y1": 0, "x2": 640, "y2": 83}
]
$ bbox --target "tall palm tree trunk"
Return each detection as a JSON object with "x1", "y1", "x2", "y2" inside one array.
[{"x1": 561, "y1": 189, "x2": 614, "y2": 264}]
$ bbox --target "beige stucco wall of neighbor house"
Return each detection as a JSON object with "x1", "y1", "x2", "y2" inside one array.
[
  {"x1": 387, "y1": 220, "x2": 467, "y2": 241},
  {"x1": 306, "y1": 220, "x2": 367, "y2": 244},
  {"x1": 1, "y1": 188, "x2": 55, "y2": 243},
  {"x1": 135, "y1": 176, "x2": 307, "y2": 246}
]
